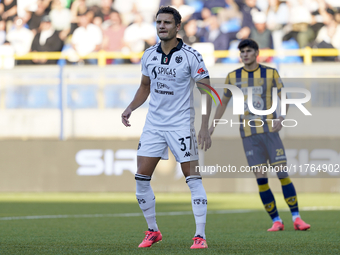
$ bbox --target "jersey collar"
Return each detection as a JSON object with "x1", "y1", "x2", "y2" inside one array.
[
  {"x1": 243, "y1": 64, "x2": 260, "y2": 72},
  {"x1": 156, "y1": 38, "x2": 183, "y2": 54}
]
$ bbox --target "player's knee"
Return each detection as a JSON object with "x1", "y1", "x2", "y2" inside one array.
[
  {"x1": 275, "y1": 164, "x2": 289, "y2": 179},
  {"x1": 253, "y1": 167, "x2": 267, "y2": 179}
]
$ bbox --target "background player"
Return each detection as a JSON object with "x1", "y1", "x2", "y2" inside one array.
[
  {"x1": 209, "y1": 39, "x2": 310, "y2": 232},
  {"x1": 122, "y1": 6, "x2": 212, "y2": 249}
]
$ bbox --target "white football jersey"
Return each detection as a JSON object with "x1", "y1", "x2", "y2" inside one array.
[{"x1": 141, "y1": 39, "x2": 209, "y2": 130}]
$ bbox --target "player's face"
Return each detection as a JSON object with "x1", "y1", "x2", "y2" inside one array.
[
  {"x1": 156, "y1": 13, "x2": 180, "y2": 41},
  {"x1": 240, "y1": 46, "x2": 258, "y2": 65}
]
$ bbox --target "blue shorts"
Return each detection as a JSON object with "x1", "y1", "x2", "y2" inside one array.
[{"x1": 242, "y1": 132, "x2": 287, "y2": 167}]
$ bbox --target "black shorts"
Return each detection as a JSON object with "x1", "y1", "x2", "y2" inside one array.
[{"x1": 242, "y1": 132, "x2": 287, "y2": 167}]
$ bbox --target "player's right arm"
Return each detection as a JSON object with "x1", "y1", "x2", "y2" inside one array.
[
  {"x1": 121, "y1": 74, "x2": 151, "y2": 127},
  {"x1": 209, "y1": 74, "x2": 232, "y2": 135}
]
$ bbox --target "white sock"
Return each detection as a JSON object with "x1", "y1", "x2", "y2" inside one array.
[
  {"x1": 186, "y1": 176, "x2": 207, "y2": 239},
  {"x1": 292, "y1": 214, "x2": 301, "y2": 222},
  {"x1": 135, "y1": 174, "x2": 158, "y2": 231}
]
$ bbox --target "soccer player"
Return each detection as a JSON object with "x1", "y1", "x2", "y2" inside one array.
[
  {"x1": 209, "y1": 39, "x2": 311, "y2": 231},
  {"x1": 121, "y1": 6, "x2": 212, "y2": 249}
]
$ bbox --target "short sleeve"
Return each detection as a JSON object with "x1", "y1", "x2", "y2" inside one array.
[
  {"x1": 191, "y1": 55, "x2": 209, "y2": 82},
  {"x1": 223, "y1": 74, "x2": 232, "y2": 98},
  {"x1": 141, "y1": 53, "x2": 149, "y2": 77},
  {"x1": 273, "y1": 69, "x2": 283, "y2": 94}
]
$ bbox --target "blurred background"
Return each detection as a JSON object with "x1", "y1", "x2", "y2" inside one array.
[{"x1": 0, "y1": 0, "x2": 339, "y2": 193}]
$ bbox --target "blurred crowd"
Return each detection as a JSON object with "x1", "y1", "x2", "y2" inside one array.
[{"x1": 0, "y1": 0, "x2": 340, "y2": 65}]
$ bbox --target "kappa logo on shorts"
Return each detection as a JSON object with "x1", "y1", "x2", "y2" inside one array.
[
  {"x1": 184, "y1": 151, "x2": 192, "y2": 157},
  {"x1": 246, "y1": 150, "x2": 254, "y2": 156},
  {"x1": 138, "y1": 142, "x2": 141, "y2": 150}
]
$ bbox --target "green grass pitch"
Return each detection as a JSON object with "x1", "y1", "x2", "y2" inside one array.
[{"x1": 0, "y1": 193, "x2": 339, "y2": 254}]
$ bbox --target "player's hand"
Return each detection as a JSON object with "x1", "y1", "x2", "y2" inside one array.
[
  {"x1": 208, "y1": 126, "x2": 215, "y2": 136},
  {"x1": 121, "y1": 107, "x2": 132, "y2": 127},
  {"x1": 198, "y1": 127, "x2": 212, "y2": 151},
  {"x1": 272, "y1": 116, "x2": 284, "y2": 132}
]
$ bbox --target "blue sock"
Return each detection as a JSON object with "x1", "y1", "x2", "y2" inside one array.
[
  {"x1": 280, "y1": 177, "x2": 299, "y2": 216},
  {"x1": 257, "y1": 178, "x2": 280, "y2": 222}
]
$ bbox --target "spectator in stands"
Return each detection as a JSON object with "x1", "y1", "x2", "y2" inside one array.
[
  {"x1": 266, "y1": 0, "x2": 290, "y2": 49},
  {"x1": 17, "y1": 0, "x2": 37, "y2": 20},
  {"x1": 49, "y1": 0, "x2": 72, "y2": 33},
  {"x1": 235, "y1": 0, "x2": 260, "y2": 40},
  {"x1": 251, "y1": 12, "x2": 273, "y2": 49},
  {"x1": 70, "y1": 0, "x2": 88, "y2": 34},
  {"x1": 314, "y1": 14, "x2": 340, "y2": 50},
  {"x1": 171, "y1": 0, "x2": 195, "y2": 23},
  {"x1": 101, "y1": 0, "x2": 114, "y2": 21},
  {"x1": 123, "y1": 12, "x2": 156, "y2": 63},
  {"x1": 31, "y1": 15, "x2": 64, "y2": 64},
  {"x1": 250, "y1": 12, "x2": 273, "y2": 62},
  {"x1": 159, "y1": 0, "x2": 171, "y2": 7},
  {"x1": 0, "y1": 20, "x2": 5, "y2": 45},
  {"x1": 283, "y1": 3, "x2": 315, "y2": 48},
  {"x1": 89, "y1": 5, "x2": 104, "y2": 28},
  {"x1": 102, "y1": 10, "x2": 126, "y2": 64},
  {"x1": 27, "y1": 0, "x2": 51, "y2": 35},
  {"x1": 203, "y1": 0, "x2": 226, "y2": 15},
  {"x1": 202, "y1": 15, "x2": 229, "y2": 51},
  {"x1": 114, "y1": 0, "x2": 159, "y2": 25},
  {"x1": 182, "y1": 18, "x2": 202, "y2": 45},
  {"x1": 0, "y1": 0, "x2": 17, "y2": 31},
  {"x1": 217, "y1": 0, "x2": 242, "y2": 34},
  {"x1": 71, "y1": 10, "x2": 103, "y2": 64},
  {"x1": 133, "y1": 0, "x2": 160, "y2": 24},
  {"x1": 310, "y1": 0, "x2": 335, "y2": 40},
  {"x1": 7, "y1": 16, "x2": 34, "y2": 56}
]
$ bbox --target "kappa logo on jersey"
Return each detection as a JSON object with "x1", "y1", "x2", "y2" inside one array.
[
  {"x1": 175, "y1": 55, "x2": 183, "y2": 63},
  {"x1": 197, "y1": 68, "x2": 208, "y2": 75},
  {"x1": 157, "y1": 82, "x2": 170, "y2": 90},
  {"x1": 138, "y1": 141, "x2": 141, "y2": 150},
  {"x1": 151, "y1": 56, "x2": 158, "y2": 61},
  {"x1": 184, "y1": 151, "x2": 192, "y2": 157},
  {"x1": 152, "y1": 66, "x2": 177, "y2": 79}
]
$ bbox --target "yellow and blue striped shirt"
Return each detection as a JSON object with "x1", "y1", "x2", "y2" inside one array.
[{"x1": 224, "y1": 64, "x2": 283, "y2": 138}]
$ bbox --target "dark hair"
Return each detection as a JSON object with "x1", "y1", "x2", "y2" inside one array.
[
  {"x1": 156, "y1": 6, "x2": 182, "y2": 25},
  {"x1": 238, "y1": 39, "x2": 259, "y2": 51}
]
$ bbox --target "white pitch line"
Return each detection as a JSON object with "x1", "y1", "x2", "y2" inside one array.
[{"x1": 0, "y1": 207, "x2": 339, "y2": 221}]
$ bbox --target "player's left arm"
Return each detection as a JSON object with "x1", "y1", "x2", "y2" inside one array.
[
  {"x1": 272, "y1": 70, "x2": 288, "y2": 132},
  {"x1": 196, "y1": 77, "x2": 212, "y2": 151}
]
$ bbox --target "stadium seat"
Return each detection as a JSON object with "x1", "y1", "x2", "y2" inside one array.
[
  {"x1": 104, "y1": 84, "x2": 140, "y2": 108},
  {"x1": 6, "y1": 85, "x2": 59, "y2": 108},
  {"x1": 67, "y1": 85, "x2": 98, "y2": 108},
  {"x1": 273, "y1": 39, "x2": 303, "y2": 64}
]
